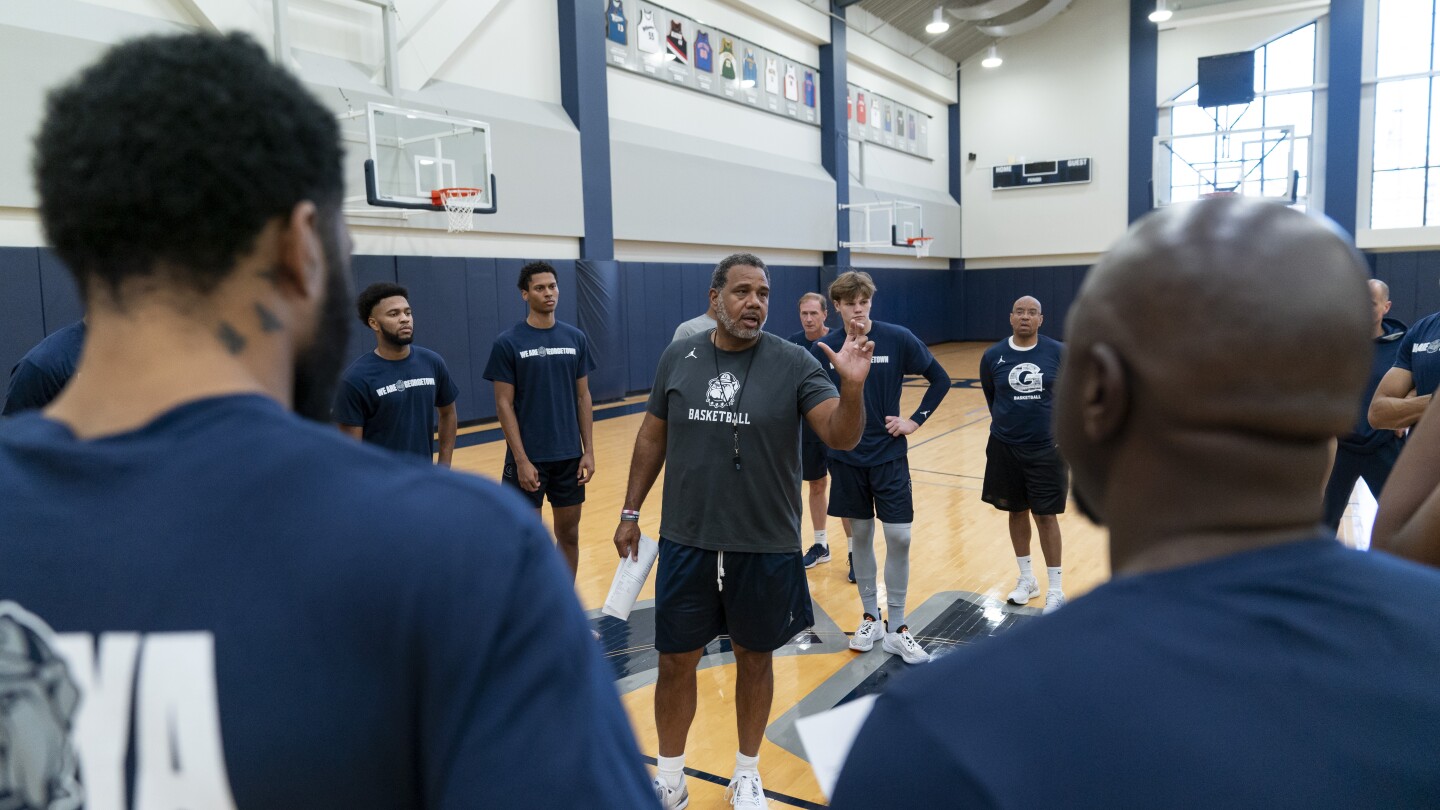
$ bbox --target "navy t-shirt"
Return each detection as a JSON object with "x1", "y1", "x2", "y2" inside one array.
[
  {"x1": 1394, "y1": 310, "x2": 1440, "y2": 397},
  {"x1": 3, "y1": 320, "x2": 85, "y2": 416},
  {"x1": 980, "y1": 335, "x2": 1063, "y2": 446},
  {"x1": 788, "y1": 327, "x2": 837, "y2": 444},
  {"x1": 1342, "y1": 317, "x2": 1407, "y2": 452},
  {"x1": 482, "y1": 320, "x2": 596, "y2": 463},
  {"x1": 334, "y1": 346, "x2": 458, "y2": 459},
  {"x1": 0, "y1": 395, "x2": 656, "y2": 809},
  {"x1": 831, "y1": 539, "x2": 1440, "y2": 808},
  {"x1": 816, "y1": 320, "x2": 936, "y2": 467}
]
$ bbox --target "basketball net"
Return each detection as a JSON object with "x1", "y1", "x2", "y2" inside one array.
[
  {"x1": 437, "y1": 188, "x2": 482, "y2": 233},
  {"x1": 909, "y1": 237, "x2": 933, "y2": 258}
]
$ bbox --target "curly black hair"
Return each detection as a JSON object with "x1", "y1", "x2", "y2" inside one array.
[
  {"x1": 33, "y1": 31, "x2": 344, "y2": 302},
  {"x1": 517, "y1": 261, "x2": 557, "y2": 292},
  {"x1": 356, "y1": 282, "x2": 408, "y2": 325}
]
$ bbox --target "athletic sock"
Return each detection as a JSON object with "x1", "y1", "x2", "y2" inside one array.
[
  {"x1": 1047, "y1": 566, "x2": 1063, "y2": 592},
  {"x1": 735, "y1": 751, "x2": 760, "y2": 775},
  {"x1": 657, "y1": 754, "x2": 686, "y2": 790},
  {"x1": 1016, "y1": 554, "x2": 1034, "y2": 580},
  {"x1": 814, "y1": 529, "x2": 828, "y2": 549}
]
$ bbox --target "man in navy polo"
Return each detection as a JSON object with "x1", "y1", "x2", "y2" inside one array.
[
  {"x1": 787, "y1": 292, "x2": 849, "y2": 576},
  {"x1": 334, "y1": 282, "x2": 459, "y2": 464},
  {"x1": 485, "y1": 261, "x2": 597, "y2": 580},
  {"x1": 980, "y1": 296, "x2": 1068, "y2": 613}
]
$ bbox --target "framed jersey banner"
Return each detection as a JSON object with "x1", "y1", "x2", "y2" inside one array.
[
  {"x1": 604, "y1": 0, "x2": 821, "y2": 127},
  {"x1": 846, "y1": 83, "x2": 930, "y2": 159}
]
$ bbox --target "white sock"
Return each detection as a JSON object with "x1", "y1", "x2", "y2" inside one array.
[
  {"x1": 1048, "y1": 566, "x2": 1063, "y2": 592},
  {"x1": 1016, "y1": 555, "x2": 1034, "y2": 579},
  {"x1": 657, "y1": 754, "x2": 686, "y2": 789},
  {"x1": 815, "y1": 529, "x2": 828, "y2": 548},
  {"x1": 735, "y1": 751, "x2": 760, "y2": 775}
]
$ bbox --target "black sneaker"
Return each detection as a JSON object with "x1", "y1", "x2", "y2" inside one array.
[
  {"x1": 847, "y1": 552, "x2": 855, "y2": 583},
  {"x1": 802, "y1": 543, "x2": 831, "y2": 569}
]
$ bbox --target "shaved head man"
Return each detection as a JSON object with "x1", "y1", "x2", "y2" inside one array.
[{"x1": 832, "y1": 199, "x2": 1440, "y2": 808}]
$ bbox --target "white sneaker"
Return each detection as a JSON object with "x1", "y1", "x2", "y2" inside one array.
[
  {"x1": 726, "y1": 771, "x2": 768, "y2": 808},
  {"x1": 1043, "y1": 590, "x2": 1066, "y2": 615},
  {"x1": 882, "y1": 625, "x2": 932, "y2": 664},
  {"x1": 1007, "y1": 576, "x2": 1040, "y2": 605},
  {"x1": 653, "y1": 777, "x2": 689, "y2": 809},
  {"x1": 848, "y1": 613, "x2": 883, "y2": 652}
]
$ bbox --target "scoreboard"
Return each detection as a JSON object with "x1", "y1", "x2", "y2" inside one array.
[{"x1": 992, "y1": 158, "x2": 1092, "y2": 190}]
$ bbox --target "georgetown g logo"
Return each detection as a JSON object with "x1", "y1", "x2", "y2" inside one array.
[
  {"x1": 0, "y1": 602, "x2": 83, "y2": 810},
  {"x1": 1008, "y1": 362, "x2": 1044, "y2": 394},
  {"x1": 706, "y1": 372, "x2": 742, "y2": 408}
]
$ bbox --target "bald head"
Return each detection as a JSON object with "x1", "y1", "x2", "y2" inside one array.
[
  {"x1": 1369, "y1": 278, "x2": 1392, "y2": 337},
  {"x1": 1010, "y1": 296, "x2": 1043, "y2": 342},
  {"x1": 1056, "y1": 199, "x2": 1372, "y2": 554}
]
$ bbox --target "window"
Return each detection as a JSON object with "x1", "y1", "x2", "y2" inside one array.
[
  {"x1": 1161, "y1": 24, "x2": 1317, "y2": 208},
  {"x1": 1369, "y1": 0, "x2": 1440, "y2": 227}
]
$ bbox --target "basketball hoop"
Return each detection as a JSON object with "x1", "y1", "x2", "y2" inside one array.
[
  {"x1": 432, "y1": 187, "x2": 484, "y2": 233},
  {"x1": 907, "y1": 236, "x2": 934, "y2": 258}
]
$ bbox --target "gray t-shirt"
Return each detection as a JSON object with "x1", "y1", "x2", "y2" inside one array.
[
  {"x1": 648, "y1": 331, "x2": 838, "y2": 553},
  {"x1": 671, "y1": 313, "x2": 716, "y2": 342}
]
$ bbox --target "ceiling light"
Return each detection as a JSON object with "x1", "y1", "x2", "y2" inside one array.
[
  {"x1": 1149, "y1": 0, "x2": 1173, "y2": 23},
  {"x1": 981, "y1": 44, "x2": 1003, "y2": 68},
  {"x1": 926, "y1": 7, "x2": 950, "y2": 34}
]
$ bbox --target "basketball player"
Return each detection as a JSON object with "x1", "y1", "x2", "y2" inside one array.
[
  {"x1": 1322, "y1": 278, "x2": 1406, "y2": 530},
  {"x1": 3, "y1": 318, "x2": 84, "y2": 415},
  {"x1": 1375, "y1": 393, "x2": 1440, "y2": 567},
  {"x1": 787, "y1": 293, "x2": 852, "y2": 577},
  {"x1": 818, "y1": 271, "x2": 951, "y2": 665},
  {"x1": 831, "y1": 199, "x2": 1440, "y2": 808},
  {"x1": 334, "y1": 282, "x2": 458, "y2": 465},
  {"x1": 672, "y1": 307, "x2": 716, "y2": 341},
  {"x1": 980, "y1": 296, "x2": 1068, "y2": 613},
  {"x1": 485, "y1": 261, "x2": 596, "y2": 580},
  {"x1": 614, "y1": 253, "x2": 873, "y2": 809},
  {"x1": 1368, "y1": 292, "x2": 1440, "y2": 429},
  {"x1": 0, "y1": 31, "x2": 655, "y2": 807}
]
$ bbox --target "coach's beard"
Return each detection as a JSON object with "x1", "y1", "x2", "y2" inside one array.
[{"x1": 715, "y1": 306, "x2": 766, "y2": 340}]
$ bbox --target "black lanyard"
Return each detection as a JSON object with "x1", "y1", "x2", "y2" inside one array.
[{"x1": 712, "y1": 333, "x2": 759, "y2": 471}]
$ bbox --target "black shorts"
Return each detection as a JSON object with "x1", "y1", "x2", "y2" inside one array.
[
  {"x1": 827, "y1": 457, "x2": 913, "y2": 523},
  {"x1": 502, "y1": 453, "x2": 585, "y2": 509},
  {"x1": 654, "y1": 538, "x2": 814, "y2": 654},
  {"x1": 802, "y1": 441, "x2": 829, "y2": 482},
  {"x1": 981, "y1": 435, "x2": 1067, "y2": 515}
]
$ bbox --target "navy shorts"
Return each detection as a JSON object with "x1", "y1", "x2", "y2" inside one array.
[
  {"x1": 827, "y1": 457, "x2": 913, "y2": 523},
  {"x1": 802, "y1": 441, "x2": 829, "y2": 482},
  {"x1": 981, "y1": 435, "x2": 1067, "y2": 515},
  {"x1": 502, "y1": 452, "x2": 585, "y2": 509},
  {"x1": 655, "y1": 538, "x2": 815, "y2": 654}
]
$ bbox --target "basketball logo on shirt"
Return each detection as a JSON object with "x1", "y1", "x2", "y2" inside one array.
[
  {"x1": 706, "y1": 372, "x2": 741, "y2": 408},
  {"x1": 0, "y1": 602, "x2": 83, "y2": 810},
  {"x1": 1008, "y1": 363, "x2": 1043, "y2": 393}
]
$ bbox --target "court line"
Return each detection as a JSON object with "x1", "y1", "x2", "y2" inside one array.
[
  {"x1": 905, "y1": 413, "x2": 991, "y2": 450},
  {"x1": 638, "y1": 755, "x2": 827, "y2": 809},
  {"x1": 910, "y1": 468, "x2": 984, "y2": 480}
]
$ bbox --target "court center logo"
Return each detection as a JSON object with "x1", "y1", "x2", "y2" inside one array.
[
  {"x1": 0, "y1": 602, "x2": 84, "y2": 810},
  {"x1": 1008, "y1": 363, "x2": 1044, "y2": 394},
  {"x1": 706, "y1": 372, "x2": 742, "y2": 408}
]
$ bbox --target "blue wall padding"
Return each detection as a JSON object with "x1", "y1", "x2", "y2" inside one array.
[
  {"x1": 961, "y1": 265, "x2": 1091, "y2": 342},
  {"x1": 463, "y1": 257, "x2": 501, "y2": 419},
  {"x1": 1372, "y1": 250, "x2": 1440, "y2": 326},
  {"x1": 38, "y1": 250, "x2": 82, "y2": 334},
  {"x1": 0, "y1": 248, "x2": 46, "y2": 380},
  {"x1": 577, "y1": 259, "x2": 628, "y2": 402}
]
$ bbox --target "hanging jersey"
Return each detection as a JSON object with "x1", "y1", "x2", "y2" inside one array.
[
  {"x1": 719, "y1": 38, "x2": 737, "y2": 80},
  {"x1": 908, "y1": 113, "x2": 917, "y2": 140},
  {"x1": 665, "y1": 19, "x2": 688, "y2": 65},
  {"x1": 884, "y1": 104, "x2": 892, "y2": 132},
  {"x1": 605, "y1": 0, "x2": 627, "y2": 46},
  {"x1": 743, "y1": 50, "x2": 758, "y2": 86},
  {"x1": 847, "y1": 92, "x2": 853, "y2": 119},
  {"x1": 765, "y1": 57, "x2": 779, "y2": 94},
  {"x1": 897, "y1": 110, "x2": 905, "y2": 137},
  {"x1": 784, "y1": 65, "x2": 799, "y2": 101},
  {"x1": 857, "y1": 93, "x2": 867, "y2": 124},
  {"x1": 695, "y1": 31, "x2": 712, "y2": 72},
  {"x1": 804, "y1": 71, "x2": 816, "y2": 107},
  {"x1": 636, "y1": 10, "x2": 661, "y2": 54}
]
